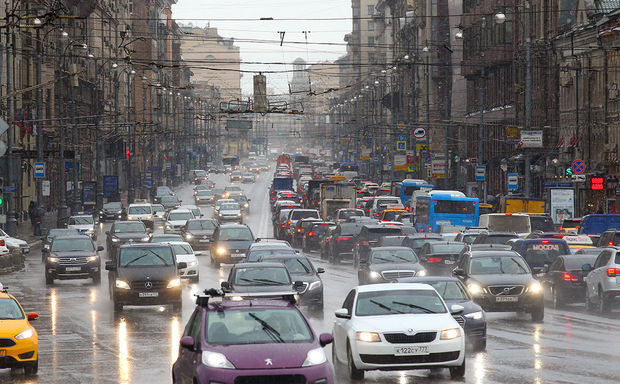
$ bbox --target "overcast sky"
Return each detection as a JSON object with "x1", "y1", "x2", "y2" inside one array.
[{"x1": 172, "y1": 0, "x2": 351, "y2": 97}]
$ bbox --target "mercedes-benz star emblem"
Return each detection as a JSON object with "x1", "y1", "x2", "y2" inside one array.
[
  {"x1": 264, "y1": 358, "x2": 273, "y2": 366},
  {"x1": 145, "y1": 281, "x2": 153, "y2": 289}
]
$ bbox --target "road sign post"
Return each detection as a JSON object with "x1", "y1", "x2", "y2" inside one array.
[
  {"x1": 508, "y1": 173, "x2": 519, "y2": 190},
  {"x1": 34, "y1": 162, "x2": 45, "y2": 178},
  {"x1": 571, "y1": 159, "x2": 586, "y2": 175},
  {"x1": 475, "y1": 166, "x2": 486, "y2": 181}
]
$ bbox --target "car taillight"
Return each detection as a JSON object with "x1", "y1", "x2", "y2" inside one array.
[
  {"x1": 607, "y1": 268, "x2": 620, "y2": 277},
  {"x1": 0, "y1": 239, "x2": 4, "y2": 247},
  {"x1": 363, "y1": 240, "x2": 369, "y2": 245},
  {"x1": 308, "y1": 232, "x2": 315, "y2": 237},
  {"x1": 563, "y1": 273, "x2": 578, "y2": 281},
  {"x1": 427, "y1": 257, "x2": 442, "y2": 263},
  {"x1": 288, "y1": 221, "x2": 291, "y2": 225},
  {"x1": 297, "y1": 228, "x2": 302, "y2": 233},
  {"x1": 281, "y1": 224, "x2": 286, "y2": 228},
  {"x1": 365, "y1": 209, "x2": 370, "y2": 212},
  {"x1": 608, "y1": 242, "x2": 614, "y2": 246},
  {"x1": 336, "y1": 236, "x2": 350, "y2": 241}
]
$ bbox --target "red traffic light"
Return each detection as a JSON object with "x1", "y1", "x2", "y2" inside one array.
[
  {"x1": 125, "y1": 149, "x2": 130, "y2": 159},
  {"x1": 164, "y1": 156, "x2": 169, "y2": 161}
]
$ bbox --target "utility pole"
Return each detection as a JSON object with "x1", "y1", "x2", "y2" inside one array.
[
  {"x1": 479, "y1": 17, "x2": 486, "y2": 203},
  {"x1": 94, "y1": 59, "x2": 104, "y2": 212},
  {"x1": 4, "y1": 1, "x2": 17, "y2": 235},
  {"x1": 524, "y1": 0, "x2": 532, "y2": 198},
  {"x1": 36, "y1": 26, "x2": 43, "y2": 207},
  {"x1": 70, "y1": 50, "x2": 80, "y2": 213},
  {"x1": 57, "y1": 37, "x2": 67, "y2": 227}
]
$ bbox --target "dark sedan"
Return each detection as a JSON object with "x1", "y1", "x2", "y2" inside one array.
[
  {"x1": 398, "y1": 276, "x2": 487, "y2": 351},
  {"x1": 541, "y1": 254, "x2": 599, "y2": 307},
  {"x1": 417, "y1": 241, "x2": 467, "y2": 276},
  {"x1": 43, "y1": 235, "x2": 104, "y2": 285},
  {"x1": 98, "y1": 201, "x2": 125, "y2": 221},
  {"x1": 210, "y1": 224, "x2": 255, "y2": 267},
  {"x1": 402, "y1": 233, "x2": 444, "y2": 254},
  {"x1": 105, "y1": 221, "x2": 151, "y2": 259},
  {"x1": 181, "y1": 218, "x2": 218, "y2": 250},
  {"x1": 357, "y1": 246, "x2": 426, "y2": 285}
]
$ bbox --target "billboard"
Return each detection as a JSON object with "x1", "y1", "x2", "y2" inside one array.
[{"x1": 550, "y1": 188, "x2": 575, "y2": 224}]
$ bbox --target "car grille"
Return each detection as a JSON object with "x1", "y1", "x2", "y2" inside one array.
[
  {"x1": 0, "y1": 338, "x2": 16, "y2": 347},
  {"x1": 360, "y1": 351, "x2": 460, "y2": 365},
  {"x1": 381, "y1": 270, "x2": 416, "y2": 280},
  {"x1": 129, "y1": 280, "x2": 166, "y2": 290},
  {"x1": 235, "y1": 375, "x2": 306, "y2": 384},
  {"x1": 453, "y1": 316, "x2": 465, "y2": 328},
  {"x1": 384, "y1": 332, "x2": 436, "y2": 344},
  {"x1": 488, "y1": 285, "x2": 525, "y2": 296},
  {"x1": 58, "y1": 257, "x2": 88, "y2": 265}
]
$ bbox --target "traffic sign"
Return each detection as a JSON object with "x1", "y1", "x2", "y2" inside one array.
[
  {"x1": 508, "y1": 173, "x2": 519, "y2": 190},
  {"x1": 3, "y1": 186, "x2": 17, "y2": 193},
  {"x1": 34, "y1": 162, "x2": 45, "y2": 178},
  {"x1": 416, "y1": 144, "x2": 432, "y2": 152},
  {"x1": 396, "y1": 141, "x2": 407, "y2": 151},
  {"x1": 571, "y1": 174, "x2": 586, "y2": 182},
  {"x1": 475, "y1": 166, "x2": 486, "y2": 181},
  {"x1": 424, "y1": 154, "x2": 432, "y2": 164},
  {"x1": 397, "y1": 134, "x2": 407, "y2": 141},
  {"x1": 571, "y1": 159, "x2": 586, "y2": 174},
  {"x1": 413, "y1": 127, "x2": 427, "y2": 139}
]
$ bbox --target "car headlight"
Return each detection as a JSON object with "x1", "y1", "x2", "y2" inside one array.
[
  {"x1": 244, "y1": 203, "x2": 249, "y2": 208},
  {"x1": 166, "y1": 224, "x2": 173, "y2": 229},
  {"x1": 218, "y1": 213, "x2": 223, "y2": 217},
  {"x1": 357, "y1": 331, "x2": 381, "y2": 342},
  {"x1": 146, "y1": 215, "x2": 153, "y2": 220},
  {"x1": 47, "y1": 257, "x2": 59, "y2": 263},
  {"x1": 185, "y1": 233, "x2": 194, "y2": 240},
  {"x1": 417, "y1": 269, "x2": 427, "y2": 277},
  {"x1": 302, "y1": 347, "x2": 327, "y2": 367},
  {"x1": 467, "y1": 283, "x2": 483, "y2": 295},
  {"x1": 308, "y1": 281, "x2": 322, "y2": 291},
  {"x1": 464, "y1": 311, "x2": 484, "y2": 320},
  {"x1": 15, "y1": 328, "x2": 34, "y2": 340},
  {"x1": 111, "y1": 237, "x2": 120, "y2": 242},
  {"x1": 115, "y1": 279, "x2": 131, "y2": 290},
  {"x1": 440, "y1": 328, "x2": 461, "y2": 340},
  {"x1": 88, "y1": 256, "x2": 99, "y2": 262},
  {"x1": 141, "y1": 236, "x2": 150, "y2": 242},
  {"x1": 188, "y1": 261, "x2": 198, "y2": 267},
  {"x1": 529, "y1": 282, "x2": 542, "y2": 294},
  {"x1": 216, "y1": 247, "x2": 227, "y2": 255},
  {"x1": 127, "y1": 216, "x2": 133, "y2": 220},
  {"x1": 369, "y1": 271, "x2": 381, "y2": 280},
  {"x1": 167, "y1": 278, "x2": 181, "y2": 288},
  {"x1": 201, "y1": 351, "x2": 235, "y2": 369},
  {"x1": 237, "y1": 213, "x2": 242, "y2": 217}
]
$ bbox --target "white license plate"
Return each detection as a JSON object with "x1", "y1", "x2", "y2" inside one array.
[
  {"x1": 232, "y1": 253, "x2": 244, "y2": 258},
  {"x1": 496, "y1": 296, "x2": 518, "y2": 302},
  {"x1": 199, "y1": 239, "x2": 209, "y2": 243},
  {"x1": 65, "y1": 267, "x2": 82, "y2": 272},
  {"x1": 444, "y1": 260, "x2": 455, "y2": 265},
  {"x1": 139, "y1": 292, "x2": 159, "y2": 298},
  {"x1": 395, "y1": 346, "x2": 429, "y2": 356}
]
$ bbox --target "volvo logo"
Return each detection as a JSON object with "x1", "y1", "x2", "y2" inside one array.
[
  {"x1": 264, "y1": 358, "x2": 273, "y2": 366},
  {"x1": 145, "y1": 281, "x2": 153, "y2": 289},
  {"x1": 500, "y1": 287, "x2": 515, "y2": 295}
]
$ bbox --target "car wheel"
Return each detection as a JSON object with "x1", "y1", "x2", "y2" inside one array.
[
  {"x1": 93, "y1": 271, "x2": 102, "y2": 285},
  {"x1": 585, "y1": 292, "x2": 593, "y2": 312},
  {"x1": 552, "y1": 286, "x2": 564, "y2": 309},
  {"x1": 24, "y1": 358, "x2": 38, "y2": 376},
  {"x1": 45, "y1": 273, "x2": 53, "y2": 285},
  {"x1": 346, "y1": 342, "x2": 364, "y2": 380},
  {"x1": 449, "y1": 357, "x2": 466, "y2": 379},
  {"x1": 530, "y1": 305, "x2": 544, "y2": 322},
  {"x1": 599, "y1": 288, "x2": 611, "y2": 313}
]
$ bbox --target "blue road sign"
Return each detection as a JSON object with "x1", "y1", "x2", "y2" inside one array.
[
  {"x1": 424, "y1": 154, "x2": 432, "y2": 164},
  {"x1": 571, "y1": 160, "x2": 585, "y2": 174},
  {"x1": 508, "y1": 173, "x2": 519, "y2": 190},
  {"x1": 396, "y1": 141, "x2": 407, "y2": 151},
  {"x1": 397, "y1": 134, "x2": 407, "y2": 141},
  {"x1": 3, "y1": 186, "x2": 17, "y2": 193},
  {"x1": 34, "y1": 162, "x2": 45, "y2": 178},
  {"x1": 475, "y1": 166, "x2": 486, "y2": 181},
  {"x1": 166, "y1": 161, "x2": 172, "y2": 170}
]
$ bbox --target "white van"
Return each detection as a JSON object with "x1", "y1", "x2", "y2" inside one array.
[
  {"x1": 127, "y1": 203, "x2": 154, "y2": 229},
  {"x1": 479, "y1": 213, "x2": 531, "y2": 236}
]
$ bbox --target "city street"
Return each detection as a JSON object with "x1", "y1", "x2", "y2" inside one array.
[{"x1": 1, "y1": 172, "x2": 620, "y2": 384}]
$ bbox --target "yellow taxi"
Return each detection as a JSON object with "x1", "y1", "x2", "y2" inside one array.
[{"x1": 0, "y1": 283, "x2": 38, "y2": 376}]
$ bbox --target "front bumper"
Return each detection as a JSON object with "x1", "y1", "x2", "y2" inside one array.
[
  {"x1": 192, "y1": 362, "x2": 334, "y2": 384},
  {"x1": 0, "y1": 337, "x2": 38, "y2": 368},
  {"x1": 47, "y1": 261, "x2": 100, "y2": 279},
  {"x1": 164, "y1": 226, "x2": 183, "y2": 234},
  {"x1": 217, "y1": 215, "x2": 242, "y2": 223},
  {"x1": 113, "y1": 286, "x2": 182, "y2": 305},
  {"x1": 212, "y1": 250, "x2": 247, "y2": 264},
  {"x1": 179, "y1": 265, "x2": 199, "y2": 279},
  {"x1": 473, "y1": 292, "x2": 543, "y2": 312},
  {"x1": 100, "y1": 212, "x2": 123, "y2": 221}
]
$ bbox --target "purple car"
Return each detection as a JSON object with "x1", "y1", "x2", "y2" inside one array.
[{"x1": 172, "y1": 291, "x2": 334, "y2": 384}]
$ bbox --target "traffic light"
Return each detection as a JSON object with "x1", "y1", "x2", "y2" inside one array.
[
  {"x1": 0, "y1": 191, "x2": 3, "y2": 206},
  {"x1": 125, "y1": 149, "x2": 130, "y2": 159},
  {"x1": 164, "y1": 155, "x2": 169, "y2": 161},
  {"x1": 565, "y1": 167, "x2": 573, "y2": 176}
]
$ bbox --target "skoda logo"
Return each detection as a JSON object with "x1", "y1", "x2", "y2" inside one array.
[
  {"x1": 145, "y1": 281, "x2": 153, "y2": 289},
  {"x1": 264, "y1": 358, "x2": 273, "y2": 366},
  {"x1": 407, "y1": 328, "x2": 414, "y2": 334}
]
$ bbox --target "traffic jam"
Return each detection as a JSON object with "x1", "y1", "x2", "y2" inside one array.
[{"x1": 1, "y1": 152, "x2": 619, "y2": 384}]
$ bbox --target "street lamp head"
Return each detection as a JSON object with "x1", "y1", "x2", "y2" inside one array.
[
  {"x1": 404, "y1": 54, "x2": 410, "y2": 60},
  {"x1": 141, "y1": 75, "x2": 147, "y2": 82},
  {"x1": 61, "y1": 30, "x2": 69, "y2": 38},
  {"x1": 111, "y1": 63, "x2": 118, "y2": 69},
  {"x1": 455, "y1": 31, "x2": 463, "y2": 40},
  {"x1": 87, "y1": 53, "x2": 95, "y2": 58},
  {"x1": 33, "y1": 18, "x2": 42, "y2": 26},
  {"x1": 381, "y1": 69, "x2": 387, "y2": 74},
  {"x1": 130, "y1": 69, "x2": 136, "y2": 75},
  {"x1": 494, "y1": 12, "x2": 506, "y2": 24},
  {"x1": 374, "y1": 80, "x2": 380, "y2": 85},
  {"x1": 422, "y1": 46, "x2": 429, "y2": 53}
]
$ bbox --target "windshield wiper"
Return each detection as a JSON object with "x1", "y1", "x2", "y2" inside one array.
[
  {"x1": 374, "y1": 257, "x2": 394, "y2": 263},
  {"x1": 124, "y1": 249, "x2": 170, "y2": 266},
  {"x1": 248, "y1": 313, "x2": 284, "y2": 343},
  {"x1": 254, "y1": 278, "x2": 287, "y2": 285},
  {"x1": 239, "y1": 278, "x2": 274, "y2": 285},
  {"x1": 369, "y1": 299, "x2": 403, "y2": 314},
  {"x1": 392, "y1": 300, "x2": 436, "y2": 314}
]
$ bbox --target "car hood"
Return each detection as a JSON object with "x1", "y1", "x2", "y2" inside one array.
[
  {"x1": 6, "y1": 237, "x2": 26, "y2": 246},
  {"x1": 216, "y1": 240, "x2": 253, "y2": 250},
  {"x1": 118, "y1": 265, "x2": 177, "y2": 281},
  {"x1": 112, "y1": 233, "x2": 148, "y2": 240},
  {"x1": 52, "y1": 250, "x2": 96, "y2": 257},
  {"x1": 176, "y1": 254, "x2": 197, "y2": 263},
  {"x1": 214, "y1": 342, "x2": 315, "y2": 369},
  {"x1": 68, "y1": 224, "x2": 93, "y2": 231},
  {"x1": 352, "y1": 313, "x2": 458, "y2": 333},
  {"x1": 370, "y1": 262, "x2": 424, "y2": 272},
  {"x1": 469, "y1": 274, "x2": 534, "y2": 287},
  {"x1": 167, "y1": 220, "x2": 188, "y2": 226},
  {"x1": 232, "y1": 285, "x2": 293, "y2": 294},
  {"x1": 220, "y1": 210, "x2": 241, "y2": 215},
  {"x1": 187, "y1": 230, "x2": 214, "y2": 237}
]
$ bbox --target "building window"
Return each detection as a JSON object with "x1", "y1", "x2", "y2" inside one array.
[
  {"x1": 368, "y1": 36, "x2": 374, "y2": 46},
  {"x1": 128, "y1": 0, "x2": 133, "y2": 13},
  {"x1": 368, "y1": 53, "x2": 375, "y2": 63},
  {"x1": 368, "y1": 5, "x2": 375, "y2": 15},
  {"x1": 206, "y1": 55, "x2": 216, "y2": 60},
  {"x1": 353, "y1": 7, "x2": 359, "y2": 17},
  {"x1": 368, "y1": 21, "x2": 375, "y2": 31},
  {"x1": 353, "y1": 21, "x2": 359, "y2": 31}
]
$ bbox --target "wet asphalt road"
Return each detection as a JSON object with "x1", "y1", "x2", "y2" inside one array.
[{"x1": 2, "y1": 172, "x2": 620, "y2": 384}]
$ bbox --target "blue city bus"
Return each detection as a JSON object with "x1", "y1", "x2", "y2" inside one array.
[
  {"x1": 222, "y1": 155, "x2": 240, "y2": 169},
  {"x1": 415, "y1": 192, "x2": 480, "y2": 232},
  {"x1": 400, "y1": 179, "x2": 434, "y2": 205}
]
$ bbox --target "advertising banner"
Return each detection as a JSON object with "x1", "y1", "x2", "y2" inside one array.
[{"x1": 550, "y1": 188, "x2": 575, "y2": 224}]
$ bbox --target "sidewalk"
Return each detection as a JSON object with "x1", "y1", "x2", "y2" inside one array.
[{"x1": 14, "y1": 210, "x2": 58, "y2": 247}]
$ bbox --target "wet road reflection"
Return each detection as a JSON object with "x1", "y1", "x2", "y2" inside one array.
[{"x1": 1, "y1": 173, "x2": 620, "y2": 383}]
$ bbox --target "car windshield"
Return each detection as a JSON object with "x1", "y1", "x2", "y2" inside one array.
[
  {"x1": 194, "y1": 170, "x2": 207, "y2": 177},
  {"x1": 219, "y1": 228, "x2": 253, "y2": 241},
  {"x1": 0, "y1": 298, "x2": 24, "y2": 320},
  {"x1": 482, "y1": 235, "x2": 517, "y2": 244},
  {"x1": 356, "y1": 289, "x2": 447, "y2": 316},
  {"x1": 103, "y1": 202, "x2": 122, "y2": 210},
  {"x1": 160, "y1": 196, "x2": 179, "y2": 203},
  {"x1": 371, "y1": 249, "x2": 418, "y2": 263},
  {"x1": 339, "y1": 210, "x2": 363, "y2": 219},
  {"x1": 523, "y1": 242, "x2": 568, "y2": 265},
  {"x1": 48, "y1": 229, "x2": 79, "y2": 240},
  {"x1": 51, "y1": 238, "x2": 94, "y2": 252},
  {"x1": 128, "y1": 206, "x2": 151, "y2": 214},
  {"x1": 430, "y1": 244, "x2": 467, "y2": 254},
  {"x1": 469, "y1": 256, "x2": 530, "y2": 275},
  {"x1": 264, "y1": 257, "x2": 314, "y2": 275},
  {"x1": 221, "y1": 203, "x2": 240, "y2": 211},
  {"x1": 151, "y1": 235, "x2": 183, "y2": 243},
  {"x1": 461, "y1": 234, "x2": 478, "y2": 244},
  {"x1": 172, "y1": 244, "x2": 193, "y2": 255},
  {"x1": 187, "y1": 220, "x2": 217, "y2": 230},
  {"x1": 234, "y1": 266, "x2": 291, "y2": 285},
  {"x1": 226, "y1": 186, "x2": 242, "y2": 191},
  {"x1": 206, "y1": 308, "x2": 313, "y2": 345},
  {"x1": 426, "y1": 281, "x2": 469, "y2": 301},
  {"x1": 197, "y1": 190, "x2": 214, "y2": 196},
  {"x1": 311, "y1": 224, "x2": 332, "y2": 234},
  {"x1": 291, "y1": 211, "x2": 319, "y2": 220},
  {"x1": 112, "y1": 223, "x2": 146, "y2": 233},
  {"x1": 69, "y1": 216, "x2": 94, "y2": 225},
  {"x1": 152, "y1": 204, "x2": 165, "y2": 212},
  {"x1": 169, "y1": 212, "x2": 193, "y2": 221},
  {"x1": 231, "y1": 196, "x2": 248, "y2": 203},
  {"x1": 119, "y1": 247, "x2": 174, "y2": 267}
]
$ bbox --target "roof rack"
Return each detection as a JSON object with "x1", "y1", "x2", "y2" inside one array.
[{"x1": 196, "y1": 288, "x2": 298, "y2": 306}]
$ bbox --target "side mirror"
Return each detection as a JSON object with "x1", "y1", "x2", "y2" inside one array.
[
  {"x1": 317, "y1": 267, "x2": 325, "y2": 274},
  {"x1": 97, "y1": 246, "x2": 104, "y2": 252},
  {"x1": 319, "y1": 333, "x2": 334, "y2": 347},
  {"x1": 27, "y1": 312, "x2": 39, "y2": 321},
  {"x1": 247, "y1": 199, "x2": 251, "y2": 202},
  {"x1": 221, "y1": 281, "x2": 231, "y2": 291},
  {"x1": 41, "y1": 247, "x2": 49, "y2": 253},
  {"x1": 582, "y1": 263, "x2": 593, "y2": 271},
  {"x1": 177, "y1": 262, "x2": 187, "y2": 269},
  {"x1": 180, "y1": 335, "x2": 195, "y2": 349},
  {"x1": 335, "y1": 308, "x2": 351, "y2": 319},
  {"x1": 105, "y1": 261, "x2": 116, "y2": 271},
  {"x1": 295, "y1": 250, "x2": 301, "y2": 254},
  {"x1": 450, "y1": 304, "x2": 465, "y2": 315},
  {"x1": 452, "y1": 268, "x2": 465, "y2": 277}
]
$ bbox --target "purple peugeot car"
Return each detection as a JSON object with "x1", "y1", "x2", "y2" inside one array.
[{"x1": 172, "y1": 290, "x2": 334, "y2": 384}]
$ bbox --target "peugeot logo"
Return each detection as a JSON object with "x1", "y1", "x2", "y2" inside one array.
[
  {"x1": 264, "y1": 358, "x2": 273, "y2": 366},
  {"x1": 145, "y1": 281, "x2": 153, "y2": 289}
]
